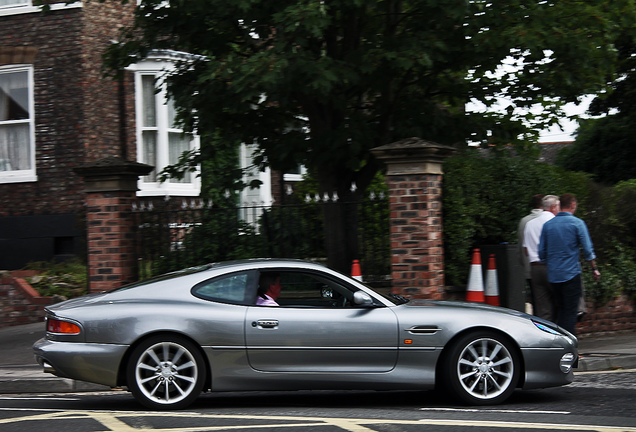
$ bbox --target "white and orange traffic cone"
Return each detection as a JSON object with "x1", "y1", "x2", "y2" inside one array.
[
  {"x1": 484, "y1": 254, "x2": 500, "y2": 306},
  {"x1": 351, "y1": 260, "x2": 363, "y2": 281},
  {"x1": 466, "y1": 248, "x2": 485, "y2": 302}
]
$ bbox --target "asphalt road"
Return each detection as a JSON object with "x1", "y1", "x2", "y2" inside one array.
[
  {"x1": 0, "y1": 322, "x2": 42, "y2": 367},
  {"x1": 1, "y1": 370, "x2": 635, "y2": 431}
]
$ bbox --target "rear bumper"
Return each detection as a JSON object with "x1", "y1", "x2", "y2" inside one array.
[{"x1": 33, "y1": 338, "x2": 128, "y2": 388}]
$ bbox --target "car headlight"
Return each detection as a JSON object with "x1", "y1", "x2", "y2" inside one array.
[{"x1": 532, "y1": 320, "x2": 562, "y2": 336}]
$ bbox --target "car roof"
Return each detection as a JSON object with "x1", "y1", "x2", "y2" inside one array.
[{"x1": 106, "y1": 258, "x2": 331, "y2": 298}]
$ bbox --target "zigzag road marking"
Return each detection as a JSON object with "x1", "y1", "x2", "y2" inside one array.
[{"x1": 0, "y1": 410, "x2": 635, "y2": 432}]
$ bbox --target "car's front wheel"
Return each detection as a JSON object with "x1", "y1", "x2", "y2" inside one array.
[
  {"x1": 126, "y1": 335, "x2": 206, "y2": 410},
  {"x1": 443, "y1": 330, "x2": 520, "y2": 405}
]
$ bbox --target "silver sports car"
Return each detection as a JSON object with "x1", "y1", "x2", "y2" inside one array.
[{"x1": 33, "y1": 259, "x2": 578, "y2": 410}]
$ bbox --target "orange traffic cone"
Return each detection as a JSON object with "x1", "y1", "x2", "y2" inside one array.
[
  {"x1": 484, "y1": 254, "x2": 500, "y2": 306},
  {"x1": 351, "y1": 260, "x2": 363, "y2": 281},
  {"x1": 466, "y1": 248, "x2": 485, "y2": 302}
]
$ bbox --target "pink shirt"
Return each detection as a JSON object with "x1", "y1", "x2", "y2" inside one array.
[{"x1": 256, "y1": 294, "x2": 278, "y2": 306}]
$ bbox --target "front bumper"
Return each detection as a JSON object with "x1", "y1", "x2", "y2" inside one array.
[
  {"x1": 33, "y1": 338, "x2": 128, "y2": 388},
  {"x1": 521, "y1": 346, "x2": 577, "y2": 389}
]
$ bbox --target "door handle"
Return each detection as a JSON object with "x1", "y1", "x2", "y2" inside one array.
[{"x1": 253, "y1": 320, "x2": 279, "y2": 328}]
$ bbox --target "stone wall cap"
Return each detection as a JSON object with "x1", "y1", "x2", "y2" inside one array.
[
  {"x1": 371, "y1": 138, "x2": 456, "y2": 175},
  {"x1": 74, "y1": 157, "x2": 154, "y2": 178},
  {"x1": 372, "y1": 137, "x2": 457, "y2": 154}
]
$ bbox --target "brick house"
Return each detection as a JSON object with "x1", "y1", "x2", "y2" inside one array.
[
  {"x1": 0, "y1": 0, "x2": 140, "y2": 269},
  {"x1": 0, "y1": 0, "x2": 329, "y2": 272},
  {"x1": 0, "y1": 0, "x2": 276, "y2": 270}
]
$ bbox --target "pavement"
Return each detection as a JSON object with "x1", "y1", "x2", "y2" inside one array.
[{"x1": 0, "y1": 322, "x2": 635, "y2": 394}]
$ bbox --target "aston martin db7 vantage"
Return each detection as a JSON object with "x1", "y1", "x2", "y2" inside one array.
[{"x1": 33, "y1": 259, "x2": 578, "y2": 410}]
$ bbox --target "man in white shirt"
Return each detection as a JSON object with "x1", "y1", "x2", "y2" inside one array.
[
  {"x1": 523, "y1": 195, "x2": 560, "y2": 321},
  {"x1": 517, "y1": 194, "x2": 544, "y2": 306}
]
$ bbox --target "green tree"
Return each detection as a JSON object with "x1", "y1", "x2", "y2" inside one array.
[
  {"x1": 556, "y1": 115, "x2": 636, "y2": 184},
  {"x1": 557, "y1": 33, "x2": 636, "y2": 184},
  {"x1": 105, "y1": 0, "x2": 630, "y2": 272},
  {"x1": 443, "y1": 149, "x2": 590, "y2": 286}
]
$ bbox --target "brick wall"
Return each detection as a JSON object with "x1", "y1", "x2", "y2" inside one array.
[
  {"x1": 0, "y1": 8, "x2": 84, "y2": 216},
  {"x1": 0, "y1": 0, "x2": 136, "y2": 218},
  {"x1": 578, "y1": 296, "x2": 636, "y2": 335},
  {"x1": 389, "y1": 174, "x2": 445, "y2": 298},
  {"x1": 0, "y1": 272, "x2": 53, "y2": 328},
  {"x1": 80, "y1": 0, "x2": 136, "y2": 163},
  {"x1": 0, "y1": 1, "x2": 137, "y2": 268},
  {"x1": 86, "y1": 192, "x2": 138, "y2": 291}
]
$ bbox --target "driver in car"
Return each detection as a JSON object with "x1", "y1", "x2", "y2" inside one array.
[{"x1": 256, "y1": 273, "x2": 281, "y2": 306}]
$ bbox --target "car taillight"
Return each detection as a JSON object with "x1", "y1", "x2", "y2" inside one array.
[{"x1": 47, "y1": 317, "x2": 81, "y2": 334}]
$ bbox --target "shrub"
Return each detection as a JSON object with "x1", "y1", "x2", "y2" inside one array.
[
  {"x1": 442, "y1": 148, "x2": 590, "y2": 287},
  {"x1": 22, "y1": 259, "x2": 88, "y2": 299}
]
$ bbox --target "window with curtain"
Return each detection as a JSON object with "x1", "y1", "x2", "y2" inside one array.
[
  {"x1": 1, "y1": 1, "x2": 81, "y2": 17},
  {"x1": 0, "y1": 0, "x2": 30, "y2": 8},
  {"x1": 132, "y1": 55, "x2": 200, "y2": 196},
  {"x1": 0, "y1": 66, "x2": 35, "y2": 183}
]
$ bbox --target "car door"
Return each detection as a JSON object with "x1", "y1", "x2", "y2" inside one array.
[{"x1": 245, "y1": 270, "x2": 399, "y2": 373}]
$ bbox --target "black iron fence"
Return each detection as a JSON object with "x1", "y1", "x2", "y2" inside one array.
[{"x1": 132, "y1": 194, "x2": 390, "y2": 284}]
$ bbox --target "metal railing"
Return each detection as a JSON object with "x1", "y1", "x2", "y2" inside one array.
[{"x1": 132, "y1": 194, "x2": 390, "y2": 284}]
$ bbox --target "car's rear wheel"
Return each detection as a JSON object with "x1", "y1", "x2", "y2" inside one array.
[
  {"x1": 443, "y1": 330, "x2": 520, "y2": 405},
  {"x1": 126, "y1": 335, "x2": 205, "y2": 410}
]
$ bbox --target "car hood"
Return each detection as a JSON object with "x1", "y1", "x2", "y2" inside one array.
[
  {"x1": 406, "y1": 299, "x2": 532, "y2": 319},
  {"x1": 404, "y1": 299, "x2": 567, "y2": 332}
]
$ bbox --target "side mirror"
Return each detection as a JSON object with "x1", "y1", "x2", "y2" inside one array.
[{"x1": 353, "y1": 291, "x2": 374, "y2": 306}]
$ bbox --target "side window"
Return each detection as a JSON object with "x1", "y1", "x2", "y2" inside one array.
[
  {"x1": 275, "y1": 271, "x2": 355, "y2": 308},
  {"x1": 192, "y1": 271, "x2": 256, "y2": 305}
]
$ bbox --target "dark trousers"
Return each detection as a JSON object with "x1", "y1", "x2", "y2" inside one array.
[
  {"x1": 552, "y1": 274, "x2": 582, "y2": 335},
  {"x1": 530, "y1": 264, "x2": 555, "y2": 322}
]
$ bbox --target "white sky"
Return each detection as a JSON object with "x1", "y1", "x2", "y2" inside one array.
[
  {"x1": 467, "y1": 95, "x2": 595, "y2": 144},
  {"x1": 537, "y1": 96, "x2": 593, "y2": 143},
  {"x1": 468, "y1": 56, "x2": 598, "y2": 144}
]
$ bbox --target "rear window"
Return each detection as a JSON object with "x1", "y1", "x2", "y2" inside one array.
[
  {"x1": 109, "y1": 264, "x2": 214, "y2": 293},
  {"x1": 192, "y1": 271, "x2": 256, "y2": 305}
]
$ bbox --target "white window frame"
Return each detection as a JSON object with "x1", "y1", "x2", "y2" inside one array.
[
  {"x1": 0, "y1": 64, "x2": 36, "y2": 184},
  {"x1": 240, "y1": 143, "x2": 273, "y2": 204},
  {"x1": 283, "y1": 164, "x2": 307, "y2": 182},
  {"x1": 127, "y1": 51, "x2": 201, "y2": 197},
  {"x1": 239, "y1": 143, "x2": 272, "y2": 226},
  {"x1": 0, "y1": 1, "x2": 81, "y2": 17}
]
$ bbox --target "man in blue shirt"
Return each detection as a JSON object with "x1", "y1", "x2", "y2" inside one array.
[{"x1": 538, "y1": 194, "x2": 601, "y2": 335}]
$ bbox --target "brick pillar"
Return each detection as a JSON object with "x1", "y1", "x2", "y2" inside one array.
[
  {"x1": 74, "y1": 157, "x2": 153, "y2": 292},
  {"x1": 372, "y1": 138, "x2": 455, "y2": 298}
]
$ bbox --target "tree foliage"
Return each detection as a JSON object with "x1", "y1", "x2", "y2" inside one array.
[
  {"x1": 104, "y1": 0, "x2": 631, "y2": 271},
  {"x1": 443, "y1": 149, "x2": 590, "y2": 286},
  {"x1": 579, "y1": 180, "x2": 636, "y2": 302},
  {"x1": 556, "y1": 27, "x2": 636, "y2": 184},
  {"x1": 556, "y1": 115, "x2": 636, "y2": 184}
]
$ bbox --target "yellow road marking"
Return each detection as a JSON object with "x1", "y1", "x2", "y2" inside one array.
[{"x1": 0, "y1": 410, "x2": 635, "y2": 432}]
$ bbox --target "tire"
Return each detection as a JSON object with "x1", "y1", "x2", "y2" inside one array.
[
  {"x1": 442, "y1": 330, "x2": 520, "y2": 405},
  {"x1": 126, "y1": 334, "x2": 206, "y2": 410}
]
